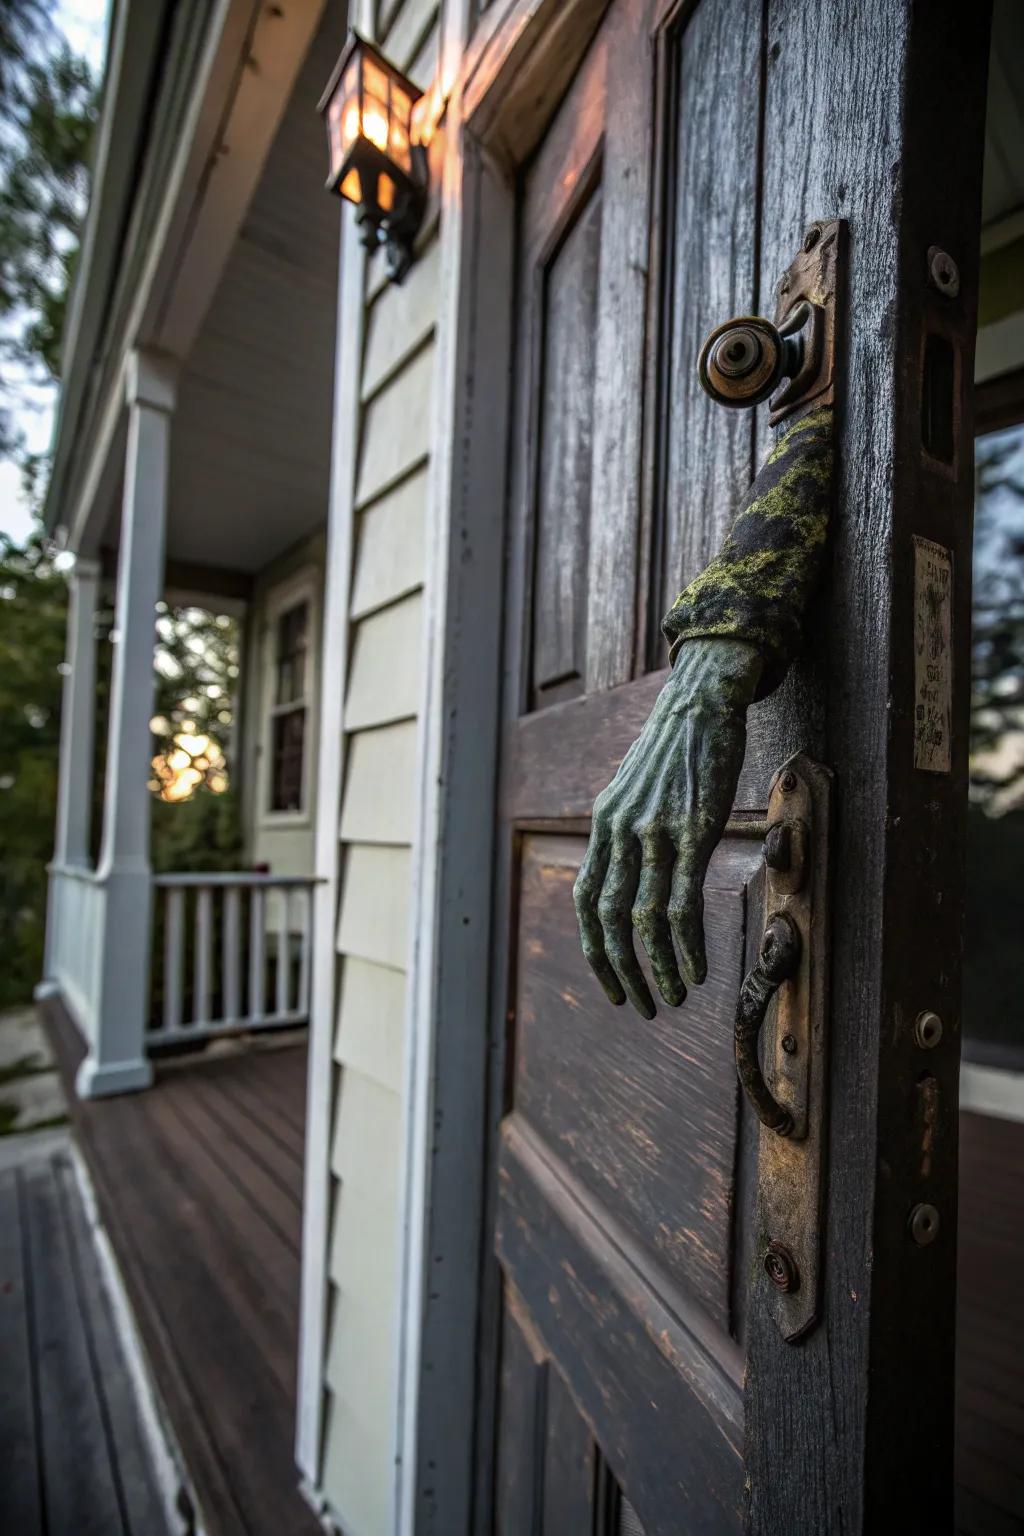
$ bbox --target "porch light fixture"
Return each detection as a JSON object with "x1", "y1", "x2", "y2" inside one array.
[{"x1": 318, "y1": 31, "x2": 427, "y2": 284}]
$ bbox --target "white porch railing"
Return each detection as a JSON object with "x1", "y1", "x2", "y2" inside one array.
[
  {"x1": 149, "y1": 873, "x2": 316, "y2": 1046},
  {"x1": 47, "y1": 864, "x2": 106, "y2": 1046}
]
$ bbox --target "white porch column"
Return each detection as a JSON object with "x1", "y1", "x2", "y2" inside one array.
[
  {"x1": 76, "y1": 349, "x2": 177, "y2": 1099},
  {"x1": 39, "y1": 559, "x2": 100, "y2": 988},
  {"x1": 54, "y1": 559, "x2": 100, "y2": 867}
]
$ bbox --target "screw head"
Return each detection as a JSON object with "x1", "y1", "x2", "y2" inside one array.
[
  {"x1": 780, "y1": 769, "x2": 798, "y2": 793},
  {"x1": 927, "y1": 246, "x2": 960, "y2": 299},
  {"x1": 909, "y1": 1203, "x2": 940, "y2": 1247},
  {"x1": 781, "y1": 1032, "x2": 798, "y2": 1055},
  {"x1": 914, "y1": 1010, "x2": 943, "y2": 1050},
  {"x1": 764, "y1": 1241, "x2": 800, "y2": 1292}
]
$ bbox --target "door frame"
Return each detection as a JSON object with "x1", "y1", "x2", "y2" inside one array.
[
  {"x1": 394, "y1": 5, "x2": 617, "y2": 1534},
  {"x1": 396, "y1": 2, "x2": 993, "y2": 1533}
]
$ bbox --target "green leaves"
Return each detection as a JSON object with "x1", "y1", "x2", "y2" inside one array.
[{"x1": 0, "y1": 2, "x2": 97, "y2": 491}]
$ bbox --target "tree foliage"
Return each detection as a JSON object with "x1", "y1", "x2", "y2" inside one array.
[
  {"x1": 0, "y1": 0, "x2": 98, "y2": 469},
  {"x1": 971, "y1": 430, "x2": 1024, "y2": 815},
  {"x1": 0, "y1": 531, "x2": 64, "y2": 1004}
]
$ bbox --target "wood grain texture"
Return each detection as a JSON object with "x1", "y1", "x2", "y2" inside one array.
[
  {"x1": 658, "y1": 0, "x2": 761, "y2": 612},
  {"x1": 582, "y1": 0, "x2": 656, "y2": 693},
  {"x1": 0, "y1": 1155, "x2": 174, "y2": 1536},
  {"x1": 743, "y1": 3, "x2": 991, "y2": 1533},
  {"x1": 0, "y1": 1173, "x2": 42, "y2": 1533},
  {"x1": 511, "y1": 832, "x2": 757, "y2": 1328},
  {"x1": 496, "y1": 1118, "x2": 744, "y2": 1535},
  {"x1": 41, "y1": 1000, "x2": 319, "y2": 1536},
  {"x1": 529, "y1": 186, "x2": 603, "y2": 705}
]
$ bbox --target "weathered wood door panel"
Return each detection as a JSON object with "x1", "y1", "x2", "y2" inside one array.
[
  {"x1": 493, "y1": 4, "x2": 762, "y2": 1530},
  {"x1": 479, "y1": 0, "x2": 991, "y2": 1531}
]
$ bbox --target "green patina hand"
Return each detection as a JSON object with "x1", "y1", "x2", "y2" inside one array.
[{"x1": 574, "y1": 406, "x2": 833, "y2": 1017}]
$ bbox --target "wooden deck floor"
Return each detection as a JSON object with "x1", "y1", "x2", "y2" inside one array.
[
  {"x1": 956, "y1": 1110, "x2": 1024, "y2": 1535},
  {"x1": 0, "y1": 1147, "x2": 173, "y2": 1536},
  {"x1": 34, "y1": 995, "x2": 1024, "y2": 1534},
  {"x1": 44, "y1": 999, "x2": 320, "y2": 1536}
]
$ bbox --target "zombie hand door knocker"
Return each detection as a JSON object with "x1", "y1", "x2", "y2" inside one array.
[{"x1": 573, "y1": 219, "x2": 843, "y2": 1017}]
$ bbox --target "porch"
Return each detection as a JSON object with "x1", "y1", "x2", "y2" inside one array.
[
  {"x1": 41, "y1": 995, "x2": 321, "y2": 1536},
  {"x1": 37, "y1": 1, "x2": 342, "y2": 1099}
]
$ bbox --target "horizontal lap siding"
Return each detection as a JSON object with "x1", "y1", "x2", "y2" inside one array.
[{"x1": 320, "y1": 3, "x2": 440, "y2": 1528}]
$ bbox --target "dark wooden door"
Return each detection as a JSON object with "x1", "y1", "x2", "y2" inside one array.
[{"x1": 486, "y1": 1, "x2": 992, "y2": 1533}]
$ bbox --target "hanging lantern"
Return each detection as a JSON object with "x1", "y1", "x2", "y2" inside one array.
[{"x1": 318, "y1": 31, "x2": 428, "y2": 284}]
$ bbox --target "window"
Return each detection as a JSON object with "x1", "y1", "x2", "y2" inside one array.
[{"x1": 268, "y1": 596, "x2": 311, "y2": 813}]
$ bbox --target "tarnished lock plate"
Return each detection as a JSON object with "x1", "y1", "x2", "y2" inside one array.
[{"x1": 756, "y1": 752, "x2": 833, "y2": 1342}]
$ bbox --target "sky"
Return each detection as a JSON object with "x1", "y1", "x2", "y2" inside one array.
[{"x1": 0, "y1": 0, "x2": 109, "y2": 544}]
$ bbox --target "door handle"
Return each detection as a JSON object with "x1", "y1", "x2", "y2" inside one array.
[
  {"x1": 745, "y1": 754, "x2": 832, "y2": 1343},
  {"x1": 735, "y1": 911, "x2": 801, "y2": 1135}
]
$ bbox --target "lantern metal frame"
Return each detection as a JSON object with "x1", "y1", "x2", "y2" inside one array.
[{"x1": 318, "y1": 31, "x2": 428, "y2": 284}]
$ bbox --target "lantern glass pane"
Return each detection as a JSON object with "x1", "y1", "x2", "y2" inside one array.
[
  {"x1": 342, "y1": 60, "x2": 360, "y2": 102},
  {"x1": 326, "y1": 99, "x2": 345, "y2": 178},
  {"x1": 363, "y1": 58, "x2": 390, "y2": 102},
  {"x1": 391, "y1": 85, "x2": 412, "y2": 127},
  {"x1": 389, "y1": 119, "x2": 411, "y2": 173},
  {"x1": 340, "y1": 167, "x2": 362, "y2": 205},
  {"x1": 363, "y1": 94, "x2": 390, "y2": 151},
  {"x1": 378, "y1": 172, "x2": 396, "y2": 212},
  {"x1": 341, "y1": 96, "x2": 361, "y2": 155}
]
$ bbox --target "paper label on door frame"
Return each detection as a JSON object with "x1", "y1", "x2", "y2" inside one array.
[{"x1": 913, "y1": 536, "x2": 952, "y2": 774}]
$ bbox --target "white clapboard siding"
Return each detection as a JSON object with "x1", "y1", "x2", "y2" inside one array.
[
  {"x1": 362, "y1": 237, "x2": 440, "y2": 401},
  {"x1": 334, "y1": 957, "x2": 406, "y2": 1091},
  {"x1": 336, "y1": 844, "x2": 412, "y2": 970},
  {"x1": 354, "y1": 342, "x2": 435, "y2": 508},
  {"x1": 321, "y1": 1346, "x2": 393, "y2": 1535},
  {"x1": 320, "y1": 3, "x2": 442, "y2": 1526},
  {"x1": 350, "y1": 468, "x2": 428, "y2": 619},
  {"x1": 407, "y1": 12, "x2": 440, "y2": 90},
  {"x1": 382, "y1": 0, "x2": 438, "y2": 75},
  {"x1": 340, "y1": 720, "x2": 418, "y2": 845},
  {"x1": 344, "y1": 591, "x2": 424, "y2": 730}
]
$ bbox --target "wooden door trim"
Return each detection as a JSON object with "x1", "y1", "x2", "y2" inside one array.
[{"x1": 393, "y1": 5, "x2": 614, "y2": 1535}]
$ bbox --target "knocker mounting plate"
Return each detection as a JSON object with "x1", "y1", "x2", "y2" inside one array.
[
  {"x1": 768, "y1": 218, "x2": 845, "y2": 426},
  {"x1": 752, "y1": 753, "x2": 833, "y2": 1342}
]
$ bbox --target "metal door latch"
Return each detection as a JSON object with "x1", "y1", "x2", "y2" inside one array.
[
  {"x1": 737, "y1": 753, "x2": 832, "y2": 1341},
  {"x1": 697, "y1": 217, "x2": 845, "y2": 424}
]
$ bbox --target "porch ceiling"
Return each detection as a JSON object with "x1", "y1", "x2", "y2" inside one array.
[{"x1": 106, "y1": 4, "x2": 344, "y2": 578}]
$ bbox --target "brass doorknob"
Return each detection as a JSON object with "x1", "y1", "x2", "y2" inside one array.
[{"x1": 697, "y1": 303, "x2": 810, "y2": 409}]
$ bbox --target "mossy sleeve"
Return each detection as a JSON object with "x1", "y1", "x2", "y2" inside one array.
[{"x1": 661, "y1": 405, "x2": 833, "y2": 700}]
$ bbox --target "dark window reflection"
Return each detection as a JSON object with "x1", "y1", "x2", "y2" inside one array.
[{"x1": 964, "y1": 424, "x2": 1024, "y2": 1064}]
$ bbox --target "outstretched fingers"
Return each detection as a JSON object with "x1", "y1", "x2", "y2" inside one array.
[
  {"x1": 668, "y1": 835, "x2": 709, "y2": 987},
  {"x1": 573, "y1": 832, "x2": 626, "y2": 1008},
  {"x1": 598, "y1": 835, "x2": 655, "y2": 1019},
  {"x1": 632, "y1": 834, "x2": 686, "y2": 1008}
]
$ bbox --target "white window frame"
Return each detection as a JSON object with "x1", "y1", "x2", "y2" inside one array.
[{"x1": 258, "y1": 566, "x2": 319, "y2": 829}]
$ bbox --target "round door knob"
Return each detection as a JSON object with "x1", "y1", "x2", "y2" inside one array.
[{"x1": 697, "y1": 309, "x2": 806, "y2": 408}]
